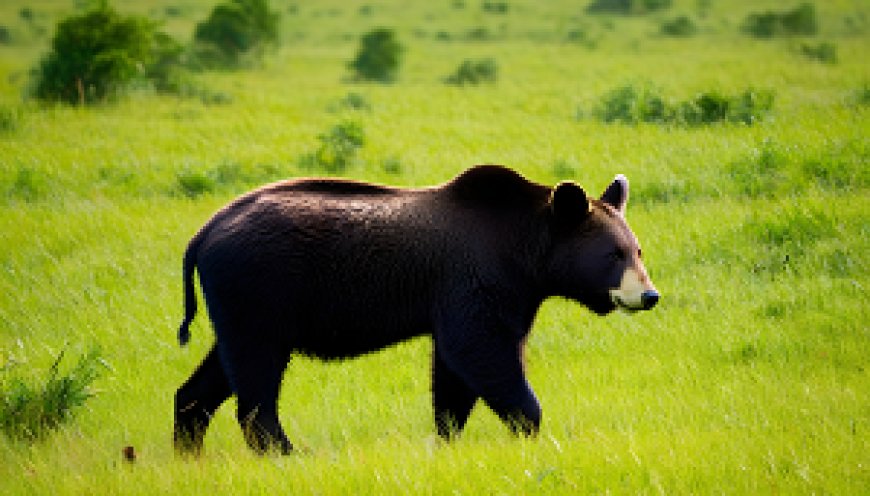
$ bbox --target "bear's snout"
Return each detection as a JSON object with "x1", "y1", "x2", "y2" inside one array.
[
  {"x1": 640, "y1": 290, "x2": 659, "y2": 310},
  {"x1": 608, "y1": 266, "x2": 658, "y2": 312}
]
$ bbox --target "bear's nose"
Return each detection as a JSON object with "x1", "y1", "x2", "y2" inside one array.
[{"x1": 640, "y1": 290, "x2": 659, "y2": 310}]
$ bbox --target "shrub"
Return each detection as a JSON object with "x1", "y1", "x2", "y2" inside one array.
[
  {"x1": 800, "y1": 42, "x2": 837, "y2": 64},
  {"x1": 335, "y1": 92, "x2": 371, "y2": 111},
  {"x1": 482, "y1": 2, "x2": 509, "y2": 14},
  {"x1": 551, "y1": 159, "x2": 578, "y2": 179},
  {"x1": 1, "y1": 347, "x2": 106, "y2": 441},
  {"x1": 348, "y1": 28, "x2": 402, "y2": 82},
  {"x1": 164, "y1": 6, "x2": 183, "y2": 17},
  {"x1": 0, "y1": 105, "x2": 23, "y2": 133},
  {"x1": 854, "y1": 83, "x2": 870, "y2": 106},
  {"x1": 678, "y1": 91, "x2": 730, "y2": 124},
  {"x1": 593, "y1": 83, "x2": 670, "y2": 124},
  {"x1": 465, "y1": 26, "x2": 492, "y2": 41},
  {"x1": 192, "y1": 0, "x2": 280, "y2": 69},
  {"x1": 177, "y1": 161, "x2": 280, "y2": 197},
  {"x1": 300, "y1": 121, "x2": 366, "y2": 174},
  {"x1": 743, "y1": 3, "x2": 818, "y2": 38},
  {"x1": 678, "y1": 89, "x2": 774, "y2": 125},
  {"x1": 144, "y1": 31, "x2": 190, "y2": 93},
  {"x1": 444, "y1": 58, "x2": 498, "y2": 86},
  {"x1": 32, "y1": 3, "x2": 163, "y2": 104},
  {"x1": 727, "y1": 88, "x2": 775, "y2": 125},
  {"x1": 176, "y1": 170, "x2": 214, "y2": 197},
  {"x1": 781, "y1": 3, "x2": 819, "y2": 34},
  {"x1": 660, "y1": 15, "x2": 697, "y2": 36},
  {"x1": 382, "y1": 156, "x2": 402, "y2": 175},
  {"x1": 590, "y1": 84, "x2": 774, "y2": 126},
  {"x1": 586, "y1": 0, "x2": 671, "y2": 15}
]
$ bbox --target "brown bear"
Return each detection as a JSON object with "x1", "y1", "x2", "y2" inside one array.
[{"x1": 174, "y1": 165, "x2": 658, "y2": 455}]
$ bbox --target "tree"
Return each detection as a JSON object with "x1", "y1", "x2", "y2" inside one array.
[
  {"x1": 348, "y1": 28, "x2": 402, "y2": 82},
  {"x1": 192, "y1": 0, "x2": 280, "y2": 69},
  {"x1": 32, "y1": 2, "x2": 181, "y2": 104}
]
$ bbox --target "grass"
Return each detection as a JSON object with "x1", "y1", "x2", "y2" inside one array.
[
  {"x1": 1, "y1": 346, "x2": 106, "y2": 441},
  {"x1": 0, "y1": 0, "x2": 868, "y2": 493}
]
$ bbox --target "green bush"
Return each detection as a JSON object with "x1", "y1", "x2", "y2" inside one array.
[
  {"x1": 382, "y1": 156, "x2": 402, "y2": 175},
  {"x1": 1, "y1": 347, "x2": 106, "y2": 441},
  {"x1": 177, "y1": 161, "x2": 281, "y2": 197},
  {"x1": 586, "y1": 0, "x2": 671, "y2": 15},
  {"x1": 800, "y1": 42, "x2": 837, "y2": 64},
  {"x1": 348, "y1": 28, "x2": 402, "y2": 82},
  {"x1": 854, "y1": 83, "x2": 870, "y2": 106},
  {"x1": 301, "y1": 121, "x2": 366, "y2": 174},
  {"x1": 192, "y1": 0, "x2": 280, "y2": 69},
  {"x1": 680, "y1": 89, "x2": 774, "y2": 125},
  {"x1": 743, "y1": 3, "x2": 818, "y2": 38},
  {"x1": 31, "y1": 2, "x2": 173, "y2": 104},
  {"x1": 444, "y1": 58, "x2": 498, "y2": 86},
  {"x1": 0, "y1": 105, "x2": 23, "y2": 133},
  {"x1": 335, "y1": 92, "x2": 371, "y2": 111},
  {"x1": 678, "y1": 91, "x2": 730, "y2": 124},
  {"x1": 593, "y1": 83, "x2": 670, "y2": 124},
  {"x1": 660, "y1": 15, "x2": 697, "y2": 37},
  {"x1": 482, "y1": 1, "x2": 509, "y2": 14},
  {"x1": 176, "y1": 170, "x2": 215, "y2": 198},
  {"x1": 465, "y1": 26, "x2": 493, "y2": 41},
  {"x1": 591, "y1": 84, "x2": 774, "y2": 126},
  {"x1": 727, "y1": 88, "x2": 775, "y2": 125},
  {"x1": 144, "y1": 31, "x2": 190, "y2": 93},
  {"x1": 551, "y1": 159, "x2": 578, "y2": 179}
]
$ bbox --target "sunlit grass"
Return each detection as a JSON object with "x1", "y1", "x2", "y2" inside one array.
[{"x1": 0, "y1": 0, "x2": 867, "y2": 493}]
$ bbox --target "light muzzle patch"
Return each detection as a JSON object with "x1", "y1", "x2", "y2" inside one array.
[{"x1": 609, "y1": 267, "x2": 651, "y2": 311}]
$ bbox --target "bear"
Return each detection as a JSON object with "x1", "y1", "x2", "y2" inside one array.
[{"x1": 174, "y1": 165, "x2": 659, "y2": 455}]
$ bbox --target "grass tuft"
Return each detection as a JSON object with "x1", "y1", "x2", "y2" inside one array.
[{"x1": 1, "y1": 347, "x2": 107, "y2": 442}]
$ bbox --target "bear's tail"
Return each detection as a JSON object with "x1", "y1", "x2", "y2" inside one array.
[{"x1": 178, "y1": 234, "x2": 201, "y2": 346}]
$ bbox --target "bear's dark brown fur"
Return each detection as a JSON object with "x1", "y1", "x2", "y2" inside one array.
[{"x1": 174, "y1": 165, "x2": 658, "y2": 454}]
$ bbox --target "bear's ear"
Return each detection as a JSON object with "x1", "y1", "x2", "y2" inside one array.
[
  {"x1": 550, "y1": 181, "x2": 590, "y2": 223},
  {"x1": 600, "y1": 174, "x2": 629, "y2": 213}
]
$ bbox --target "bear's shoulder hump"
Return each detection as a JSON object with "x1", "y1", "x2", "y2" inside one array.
[
  {"x1": 446, "y1": 165, "x2": 548, "y2": 208},
  {"x1": 263, "y1": 177, "x2": 399, "y2": 198}
]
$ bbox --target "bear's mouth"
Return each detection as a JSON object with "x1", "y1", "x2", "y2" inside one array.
[
  {"x1": 583, "y1": 291, "x2": 617, "y2": 315},
  {"x1": 610, "y1": 294, "x2": 639, "y2": 314}
]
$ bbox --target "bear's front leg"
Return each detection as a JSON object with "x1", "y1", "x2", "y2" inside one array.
[
  {"x1": 436, "y1": 319, "x2": 541, "y2": 437},
  {"x1": 432, "y1": 347, "x2": 479, "y2": 440}
]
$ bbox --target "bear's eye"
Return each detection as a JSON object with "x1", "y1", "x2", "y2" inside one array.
[{"x1": 609, "y1": 249, "x2": 626, "y2": 262}]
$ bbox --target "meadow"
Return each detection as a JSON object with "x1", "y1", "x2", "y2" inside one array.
[{"x1": 0, "y1": 0, "x2": 867, "y2": 493}]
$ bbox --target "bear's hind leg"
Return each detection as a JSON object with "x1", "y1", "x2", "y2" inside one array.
[
  {"x1": 174, "y1": 345, "x2": 232, "y2": 455},
  {"x1": 220, "y1": 337, "x2": 293, "y2": 455},
  {"x1": 432, "y1": 347, "x2": 478, "y2": 440}
]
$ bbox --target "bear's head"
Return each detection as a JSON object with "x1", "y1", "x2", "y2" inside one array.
[{"x1": 545, "y1": 175, "x2": 659, "y2": 315}]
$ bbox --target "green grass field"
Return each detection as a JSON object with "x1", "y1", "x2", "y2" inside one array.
[{"x1": 1, "y1": 0, "x2": 868, "y2": 493}]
